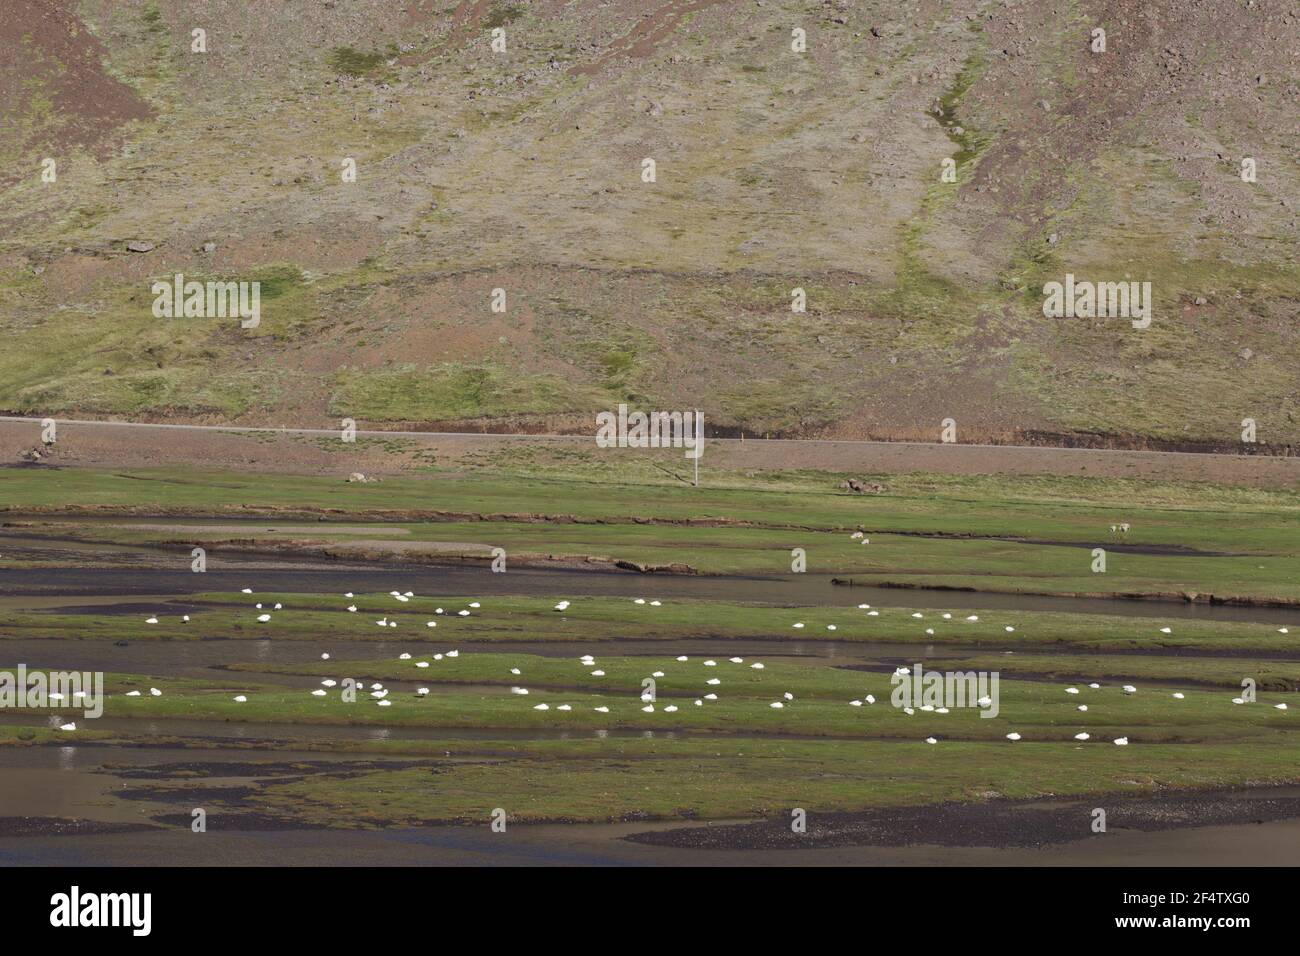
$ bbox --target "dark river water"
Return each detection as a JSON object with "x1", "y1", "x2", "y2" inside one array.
[
  {"x1": 2, "y1": 532, "x2": 1296, "y2": 866},
  {"x1": 3, "y1": 562, "x2": 1297, "y2": 624},
  {"x1": 3, "y1": 745, "x2": 1298, "y2": 866}
]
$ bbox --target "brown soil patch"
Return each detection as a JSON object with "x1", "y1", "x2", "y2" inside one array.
[
  {"x1": 0, "y1": 1, "x2": 152, "y2": 163},
  {"x1": 571, "y1": 0, "x2": 732, "y2": 76}
]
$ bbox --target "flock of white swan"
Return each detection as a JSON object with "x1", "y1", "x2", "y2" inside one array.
[{"x1": 60, "y1": 589, "x2": 1290, "y2": 745}]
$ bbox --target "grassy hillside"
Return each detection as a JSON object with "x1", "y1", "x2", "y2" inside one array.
[{"x1": 1, "y1": 0, "x2": 1296, "y2": 446}]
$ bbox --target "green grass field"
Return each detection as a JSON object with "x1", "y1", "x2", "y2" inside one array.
[
  {"x1": 5, "y1": 644, "x2": 1295, "y2": 826},
  {"x1": 2, "y1": 460, "x2": 1297, "y2": 833},
  {"x1": 4, "y1": 592, "x2": 1297, "y2": 655},
  {"x1": 5, "y1": 463, "x2": 1300, "y2": 601}
]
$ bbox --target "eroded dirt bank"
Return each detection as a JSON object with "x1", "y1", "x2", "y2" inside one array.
[{"x1": 625, "y1": 786, "x2": 1300, "y2": 851}]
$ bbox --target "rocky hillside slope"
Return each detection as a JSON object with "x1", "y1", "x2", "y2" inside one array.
[{"x1": 1, "y1": 0, "x2": 1296, "y2": 449}]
